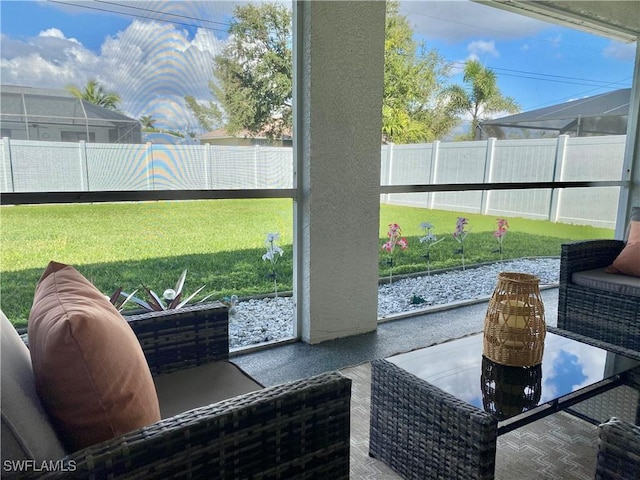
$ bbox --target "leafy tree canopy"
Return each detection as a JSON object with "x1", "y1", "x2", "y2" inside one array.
[
  {"x1": 186, "y1": 2, "x2": 292, "y2": 139},
  {"x1": 382, "y1": 0, "x2": 459, "y2": 143},
  {"x1": 66, "y1": 79, "x2": 121, "y2": 111},
  {"x1": 139, "y1": 115, "x2": 157, "y2": 129},
  {"x1": 186, "y1": 1, "x2": 495, "y2": 144},
  {"x1": 447, "y1": 59, "x2": 520, "y2": 139}
]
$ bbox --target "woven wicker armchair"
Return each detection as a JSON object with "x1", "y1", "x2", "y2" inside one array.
[
  {"x1": 595, "y1": 417, "x2": 640, "y2": 479},
  {"x1": 2, "y1": 304, "x2": 352, "y2": 479},
  {"x1": 558, "y1": 240, "x2": 640, "y2": 352}
]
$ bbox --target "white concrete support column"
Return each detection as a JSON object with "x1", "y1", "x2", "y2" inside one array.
[{"x1": 293, "y1": 1, "x2": 386, "y2": 344}]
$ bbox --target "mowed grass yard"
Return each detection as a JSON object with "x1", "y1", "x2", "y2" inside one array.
[{"x1": 1, "y1": 199, "x2": 613, "y2": 327}]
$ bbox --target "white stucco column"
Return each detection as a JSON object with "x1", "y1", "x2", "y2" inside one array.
[{"x1": 293, "y1": 1, "x2": 386, "y2": 343}]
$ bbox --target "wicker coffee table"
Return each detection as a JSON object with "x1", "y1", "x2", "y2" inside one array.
[{"x1": 369, "y1": 327, "x2": 640, "y2": 480}]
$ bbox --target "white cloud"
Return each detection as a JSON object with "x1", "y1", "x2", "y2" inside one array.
[
  {"x1": 1, "y1": 20, "x2": 226, "y2": 131},
  {"x1": 0, "y1": 29, "x2": 99, "y2": 86},
  {"x1": 98, "y1": 20, "x2": 225, "y2": 129},
  {"x1": 603, "y1": 41, "x2": 637, "y2": 61},
  {"x1": 39, "y1": 28, "x2": 80, "y2": 45},
  {"x1": 468, "y1": 40, "x2": 499, "y2": 57},
  {"x1": 399, "y1": 0, "x2": 553, "y2": 43},
  {"x1": 546, "y1": 33, "x2": 563, "y2": 48},
  {"x1": 449, "y1": 40, "x2": 498, "y2": 75},
  {"x1": 2, "y1": 53, "x2": 82, "y2": 85}
]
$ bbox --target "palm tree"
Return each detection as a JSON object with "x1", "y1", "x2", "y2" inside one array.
[
  {"x1": 448, "y1": 60, "x2": 520, "y2": 139},
  {"x1": 139, "y1": 115, "x2": 157, "y2": 130},
  {"x1": 66, "y1": 79, "x2": 121, "y2": 111}
]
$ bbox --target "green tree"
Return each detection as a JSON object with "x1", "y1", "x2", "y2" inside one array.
[
  {"x1": 382, "y1": 1, "x2": 459, "y2": 143},
  {"x1": 66, "y1": 79, "x2": 121, "y2": 111},
  {"x1": 187, "y1": 1, "x2": 460, "y2": 143},
  {"x1": 139, "y1": 115, "x2": 157, "y2": 130},
  {"x1": 185, "y1": 2, "x2": 292, "y2": 138},
  {"x1": 447, "y1": 59, "x2": 520, "y2": 140}
]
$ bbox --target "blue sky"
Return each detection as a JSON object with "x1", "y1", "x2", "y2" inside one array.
[
  {"x1": 406, "y1": 2, "x2": 636, "y2": 111},
  {"x1": 0, "y1": 0, "x2": 636, "y2": 133}
]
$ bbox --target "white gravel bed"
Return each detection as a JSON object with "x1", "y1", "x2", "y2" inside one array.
[
  {"x1": 229, "y1": 296, "x2": 295, "y2": 349},
  {"x1": 229, "y1": 258, "x2": 560, "y2": 348},
  {"x1": 378, "y1": 258, "x2": 560, "y2": 319}
]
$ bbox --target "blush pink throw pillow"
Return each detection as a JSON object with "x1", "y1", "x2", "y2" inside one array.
[
  {"x1": 28, "y1": 261, "x2": 161, "y2": 451},
  {"x1": 606, "y1": 221, "x2": 640, "y2": 278}
]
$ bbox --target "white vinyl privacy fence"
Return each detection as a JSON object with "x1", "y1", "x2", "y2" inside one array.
[
  {"x1": 1, "y1": 135, "x2": 626, "y2": 228},
  {"x1": 381, "y1": 135, "x2": 625, "y2": 229},
  {"x1": 0, "y1": 140, "x2": 294, "y2": 191}
]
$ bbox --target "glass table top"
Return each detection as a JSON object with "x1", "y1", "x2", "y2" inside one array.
[{"x1": 387, "y1": 331, "x2": 640, "y2": 421}]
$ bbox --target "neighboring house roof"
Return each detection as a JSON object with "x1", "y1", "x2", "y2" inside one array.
[
  {"x1": 198, "y1": 127, "x2": 292, "y2": 141},
  {"x1": 199, "y1": 128, "x2": 251, "y2": 141},
  {"x1": 481, "y1": 88, "x2": 630, "y2": 136},
  {"x1": 0, "y1": 84, "x2": 138, "y2": 125},
  {"x1": 142, "y1": 131, "x2": 197, "y2": 145}
]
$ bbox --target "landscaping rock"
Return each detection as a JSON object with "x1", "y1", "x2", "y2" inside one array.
[{"x1": 229, "y1": 258, "x2": 560, "y2": 348}]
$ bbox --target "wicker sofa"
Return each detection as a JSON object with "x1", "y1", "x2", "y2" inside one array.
[
  {"x1": 1, "y1": 303, "x2": 352, "y2": 479},
  {"x1": 558, "y1": 239, "x2": 640, "y2": 352}
]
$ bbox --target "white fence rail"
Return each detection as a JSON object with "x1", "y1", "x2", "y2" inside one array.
[
  {"x1": 1, "y1": 135, "x2": 626, "y2": 229},
  {"x1": 381, "y1": 135, "x2": 625, "y2": 229},
  {"x1": 0, "y1": 139, "x2": 294, "y2": 192}
]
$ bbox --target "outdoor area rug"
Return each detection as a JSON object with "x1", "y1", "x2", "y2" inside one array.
[{"x1": 340, "y1": 362, "x2": 599, "y2": 480}]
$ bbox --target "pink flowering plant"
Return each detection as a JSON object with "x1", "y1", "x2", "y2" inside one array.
[
  {"x1": 493, "y1": 218, "x2": 509, "y2": 263},
  {"x1": 418, "y1": 222, "x2": 444, "y2": 278},
  {"x1": 381, "y1": 223, "x2": 408, "y2": 283},
  {"x1": 452, "y1": 217, "x2": 470, "y2": 270}
]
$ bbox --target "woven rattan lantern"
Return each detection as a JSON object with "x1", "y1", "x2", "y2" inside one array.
[
  {"x1": 483, "y1": 272, "x2": 546, "y2": 367},
  {"x1": 481, "y1": 356, "x2": 542, "y2": 420}
]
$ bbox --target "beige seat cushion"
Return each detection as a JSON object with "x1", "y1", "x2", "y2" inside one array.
[
  {"x1": 1, "y1": 311, "x2": 66, "y2": 462},
  {"x1": 28, "y1": 261, "x2": 161, "y2": 451},
  {"x1": 154, "y1": 361, "x2": 263, "y2": 419},
  {"x1": 572, "y1": 268, "x2": 640, "y2": 298}
]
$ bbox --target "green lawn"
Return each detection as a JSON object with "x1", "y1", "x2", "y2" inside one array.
[{"x1": 1, "y1": 199, "x2": 613, "y2": 327}]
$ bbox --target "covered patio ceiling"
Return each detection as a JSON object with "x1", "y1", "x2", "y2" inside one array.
[{"x1": 477, "y1": 1, "x2": 640, "y2": 43}]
